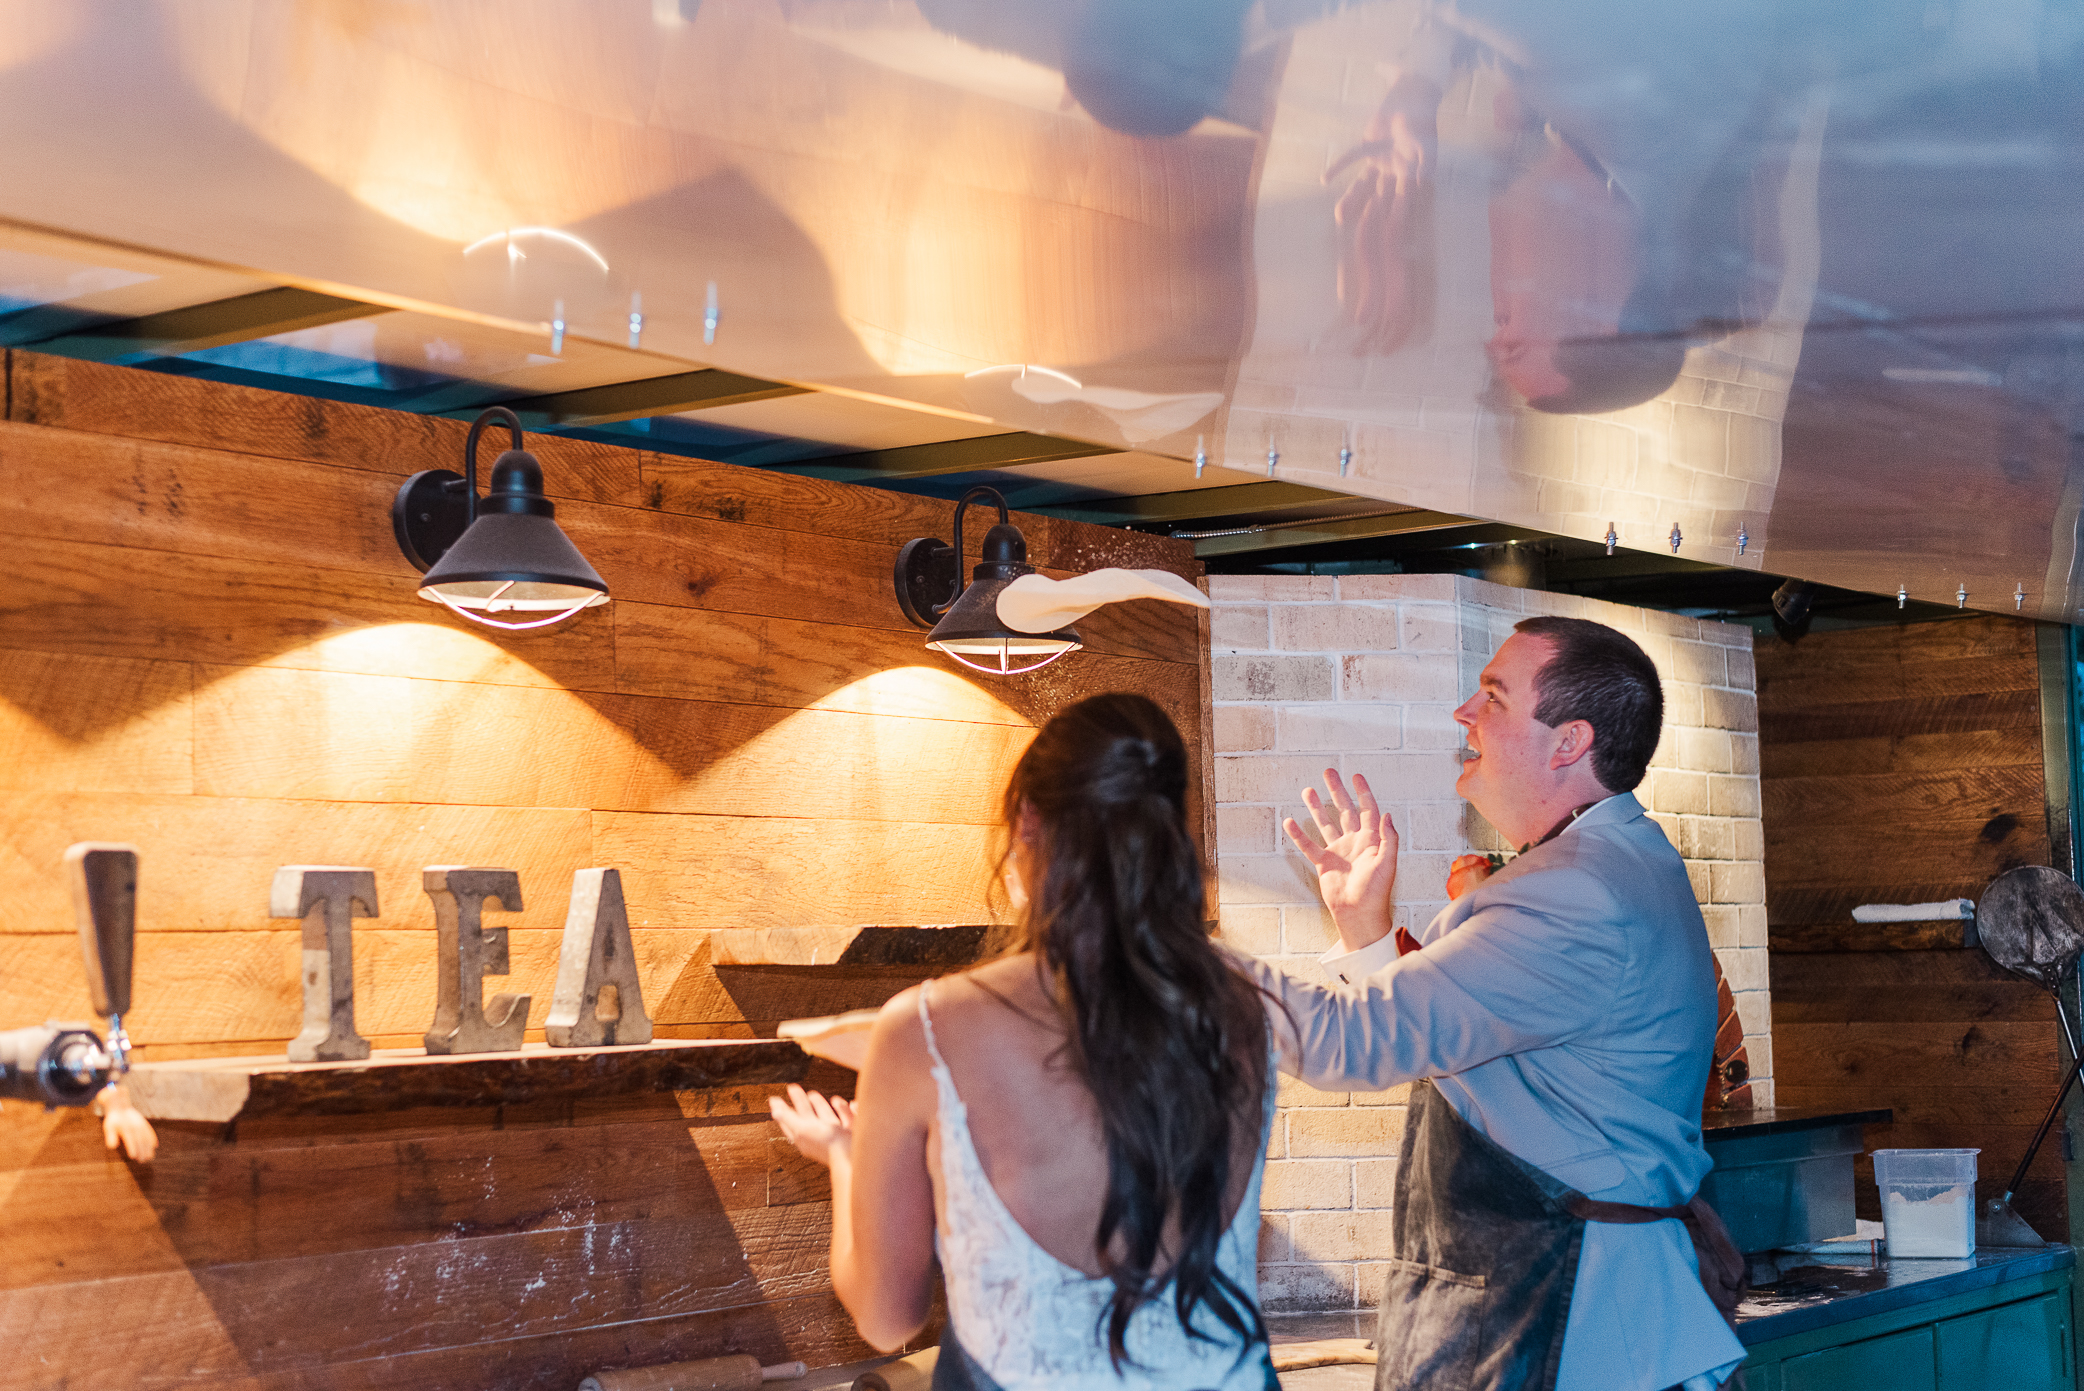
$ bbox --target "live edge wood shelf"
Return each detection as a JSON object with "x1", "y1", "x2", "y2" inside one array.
[{"x1": 125, "y1": 1038, "x2": 810, "y2": 1124}]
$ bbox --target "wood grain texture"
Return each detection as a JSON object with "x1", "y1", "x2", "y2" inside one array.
[
  {"x1": 0, "y1": 1114, "x2": 783, "y2": 1282},
  {"x1": 0, "y1": 794, "x2": 593, "y2": 937},
  {"x1": 1757, "y1": 689, "x2": 2041, "y2": 744},
  {"x1": 0, "y1": 1294, "x2": 886, "y2": 1391},
  {"x1": 8, "y1": 351, "x2": 648, "y2": 508},
  {"x1": 594, "y1": 813, "x2": 1000, "y2": 933},
  {"x1": 127, "y1": 1040, "x2": 807, "y2": 1123},
  {"x1": 0, "y1": 418, "x2": 408, "y2": 574},
  {"x1": 0, "y1": 1254, "x2": 872, "y2": 1390},
  {"x1": 192, "y1": 666, "x2": 1035, "y2": 818},
  {"x1": 1767, "y1": 920, "x2": 1973, "y2": 953},
  {"x1": 0, "y1": 419, "x2": 1199, "y2": 663},
  {"x1": 1770, "y1": 1021, "x2": 2059, "y2": 1088},
  {"x1": 0, "y1": 533, "x2": 617, "y2": 690},
  {"x1": 1760, "y1": 765, "x2": 2043, "y2": 825},
  {"x1": 1758, "y1": 726, "x2": 2042, "y2": 779},
  {"x1": 1758, "y1": 653, "x2": 2041, "y2": 711},
  {"x1": 1766, "y1": 882, "x2": 2010, "y2": 926},
  {"x1": 642, "y1": 451, "x2": 991, "y2": 552},
  {"x1": 1768, "y1": 979, "x2": 2051, "y2": 1021},
  {"x1": 1755, "y1": 616, "x2": 2034, "y2": 689},
  {"x1": 613, "y1": 597, "x2": 1202, "y2": 725},
  {"x1": 1771, "y1": 947, "x2": 2048, "y2": 991},
  {"x1": 0, "y1": 351, "x2": 1204, "y2": 1384},
  {"x1": 1758, "y1": 616, "x2": 2066, "y2": 1236},
  {"x1": 1761, "y1": 818, "x2": 2047, "y2": 887},
  {"x1": 0, "y1": 649, "x2": 193, "y2": 789},
  {"x1": 1772, "y1": 1084, "x2": 2074, "y2": 1133}
]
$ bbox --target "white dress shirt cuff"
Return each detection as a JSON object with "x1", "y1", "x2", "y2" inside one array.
[{"x1": 1318, "y1": 930, "x2": 1403, "y2": 985}]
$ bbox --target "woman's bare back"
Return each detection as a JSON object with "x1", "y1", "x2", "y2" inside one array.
[{"x1": 920, "y1": 954, "x2": 1260, "y2": 1277}]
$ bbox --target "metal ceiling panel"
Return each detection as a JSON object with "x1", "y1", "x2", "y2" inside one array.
[
  {"x1": 673, "y1": 392, "x2": 1012, "y2": 453},
  {"x1": 0, "y1": 2, "x2": 2078, "y2": 616},
  {"x1": 173, "y1": 309, "x2": 697, "y2": 405},
  {"x1": 0, "y1": 225, "x2": 275, "y2": 344}
]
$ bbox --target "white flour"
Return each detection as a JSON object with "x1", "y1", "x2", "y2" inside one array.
[{"x1": 1882, "y1": 1186, "x2": 1974, "y2": 1257}]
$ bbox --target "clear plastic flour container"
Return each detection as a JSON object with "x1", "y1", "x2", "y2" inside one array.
[{"x1": 1871, "y1": 1148, "x2": 1978, "y2": 1258}]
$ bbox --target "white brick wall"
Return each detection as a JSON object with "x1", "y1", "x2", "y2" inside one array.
[{"x1": 1210, "y1": 573, "x2": 1769, "y2": 1310}]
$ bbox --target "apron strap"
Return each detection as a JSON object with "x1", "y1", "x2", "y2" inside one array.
[{"x1": 1564, "y1": 1193, "x2": 1749, "y2": 1330}]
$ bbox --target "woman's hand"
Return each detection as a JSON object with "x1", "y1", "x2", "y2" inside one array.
[
  {"x1": 94, "y1": 1083, "x2": 158, "y2": 1163},
  {"x1": 769, "y1": 1084, "x2": 855, "y2": 1168},
  {"x1": 1284, "y1": 770, "x2": 1399, "y2": 952}
]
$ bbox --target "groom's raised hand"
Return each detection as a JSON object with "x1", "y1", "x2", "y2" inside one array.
[{"x1": 1283, "y1": 770, "x2": 1399, "y2": 954}]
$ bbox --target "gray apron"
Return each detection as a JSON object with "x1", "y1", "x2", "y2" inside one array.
[{"x1": 1374, "y1": 1079, "x2": 1587, "y2": 1391}]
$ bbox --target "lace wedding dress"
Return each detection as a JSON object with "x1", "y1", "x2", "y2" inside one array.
[{"x1": 920, "y1": 984, "x2": 1278, "y2": 1391}]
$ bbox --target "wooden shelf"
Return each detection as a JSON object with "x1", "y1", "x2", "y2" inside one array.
[
  {"x1": 126, "y1": 1038, "x2": 808, "y2": 1124},
  {"x1": 708, "y1": 923, "x2": 989, "y2": 966}
]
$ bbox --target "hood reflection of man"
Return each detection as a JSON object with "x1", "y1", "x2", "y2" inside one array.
[
  {"x1": 1483, "y1": 110, "x2": 1690, "y2": 414},
  {"x1": 1330, "y1": 68, "x2": 1699, "y2": 413},
  {"x1": 1323, "y1": 0, "x2": 1780, "y2": 413},
  {"x1": 912, "y1": 0, "x2": 1774, "y2": 413}
]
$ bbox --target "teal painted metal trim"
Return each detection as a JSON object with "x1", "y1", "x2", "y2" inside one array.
[
  {"x1": 2046, "y1": 622, "x2": 2084, "y2": 1390},
  {"x1": 1740, "y1": 1266, "x2": 2072, "y2": 1369}
]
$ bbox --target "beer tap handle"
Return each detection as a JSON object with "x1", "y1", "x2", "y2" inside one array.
[{"x1": 65, "y1": 843, "x2": 137, "y2": 1074}]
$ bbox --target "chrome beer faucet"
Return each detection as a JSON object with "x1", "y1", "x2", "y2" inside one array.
[{"x1": 0, "y1": 843, "x2": 137, "y2": 1108}]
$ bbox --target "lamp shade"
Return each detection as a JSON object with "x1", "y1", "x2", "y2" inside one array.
[
  {"x1": 925, "y1": 571, "x2": 1082, "y2": 662},
  {"x1": 395, "y1": 409, "x2": 610, "y2": 630},
  {"x1": 893, "y1": 488, "x2": 1080, "y2": 675},
  {"x1": 410, "y1": 444, "x2": 608, "y2": 624},
  {"x1": 922, "y1": 522, "x2": 1080, "y2": 674}
]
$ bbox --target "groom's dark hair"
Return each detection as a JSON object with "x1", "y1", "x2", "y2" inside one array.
[{"x1": 1514, "y1": 616, "x2": 1664, "y2": 792}]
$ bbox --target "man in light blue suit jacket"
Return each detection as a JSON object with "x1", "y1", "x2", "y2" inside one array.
[{"x1": 1246, "y1": 616, "x2": 1745, "y2": 1390}]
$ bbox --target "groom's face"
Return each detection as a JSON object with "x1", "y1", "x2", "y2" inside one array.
[{"x1": 1452, "y1": 633, "x2": 1562, "y2": 831}]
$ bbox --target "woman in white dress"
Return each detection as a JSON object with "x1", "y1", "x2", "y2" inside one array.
[{"x1": 771, "y1": 693, "x2": 1281, "y2": 1391}]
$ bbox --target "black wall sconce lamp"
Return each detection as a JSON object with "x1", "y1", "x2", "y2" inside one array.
[
  {"x1": 392, "y1": 407, "x2": 611, "y2": 630},
  {"x1": 894, "y1": 486, "x2": 1081, "y2": 675}
]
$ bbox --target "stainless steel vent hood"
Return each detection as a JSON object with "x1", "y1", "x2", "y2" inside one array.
[{"x1": 1, "y1": 0, "x2": 2077, "y2": 616}]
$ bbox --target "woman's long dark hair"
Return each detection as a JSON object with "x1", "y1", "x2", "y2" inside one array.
[{"x1": 995, "y1": 693, "x2": 1272, "y2": 1367}]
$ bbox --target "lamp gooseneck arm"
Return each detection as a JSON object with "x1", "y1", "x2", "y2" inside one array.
[
  {"x1": 937, "y1": 485, "x2": 1012, "y2": 617},
  {"x1": 461, "y1": 407, "x2": 526, "y2": 525}
]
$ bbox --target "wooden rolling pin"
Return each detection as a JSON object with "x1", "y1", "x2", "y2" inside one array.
[{"x1": 579, "y1": 1355, "x2": 807, "y2": 1391}]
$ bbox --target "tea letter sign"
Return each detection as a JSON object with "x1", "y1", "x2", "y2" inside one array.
[
  {"x1": 422, "y1": 866, "x2": 530, "y2": 1055},
  {"x1": 271, "y1": 866, "x2": 377, "y2": 1063},
  {"x1": 545, "y1": 867, "x2": 653, "y2": 1048}
]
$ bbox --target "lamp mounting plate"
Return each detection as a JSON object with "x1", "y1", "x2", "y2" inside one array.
[
  {"x1": 393, "y1": 469, "x2": 470, "y2": 574},
  {"x1": 894, "y1": 537, "x2": 957, "y2": 629}
]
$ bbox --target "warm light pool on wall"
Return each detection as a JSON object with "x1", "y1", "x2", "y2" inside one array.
[
  {"x1": 392, "y1": 407, "x2": 610, "y2": 630},
  {"x1": 894, "y1": 486, "x2": 1208, "y2": 676}
]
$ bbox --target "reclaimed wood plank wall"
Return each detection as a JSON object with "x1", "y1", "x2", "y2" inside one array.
[
  {"x1": 0, "y1": 350, "x2": 1213, "y2": 1389},
  {"x1": 1760, "y1": 616, "x2": 2067, "y2": 1237}
]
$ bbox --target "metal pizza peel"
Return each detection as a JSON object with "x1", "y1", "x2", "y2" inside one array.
[{"x1": 1973, "y1": 866, "x2": 2084, "y2": 1247}]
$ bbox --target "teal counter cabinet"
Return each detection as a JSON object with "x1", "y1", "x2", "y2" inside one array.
[{"x1": 1736, "y1": 1247, "x2": 2074, "y2": 1390}]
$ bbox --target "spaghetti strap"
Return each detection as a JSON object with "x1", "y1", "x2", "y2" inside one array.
[{"x1": 917, "y1": 979, "x2": 949, "y2": 1071}]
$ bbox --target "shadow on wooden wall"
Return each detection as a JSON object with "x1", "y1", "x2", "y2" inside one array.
[{"x1": 0, "y1": 350, "x2": 1209, "y2": 1388}]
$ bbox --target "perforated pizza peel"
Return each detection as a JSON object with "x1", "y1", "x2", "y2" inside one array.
[{"x1": 1972, "y1": 866, "x2": 2084, "y2": 1246}]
